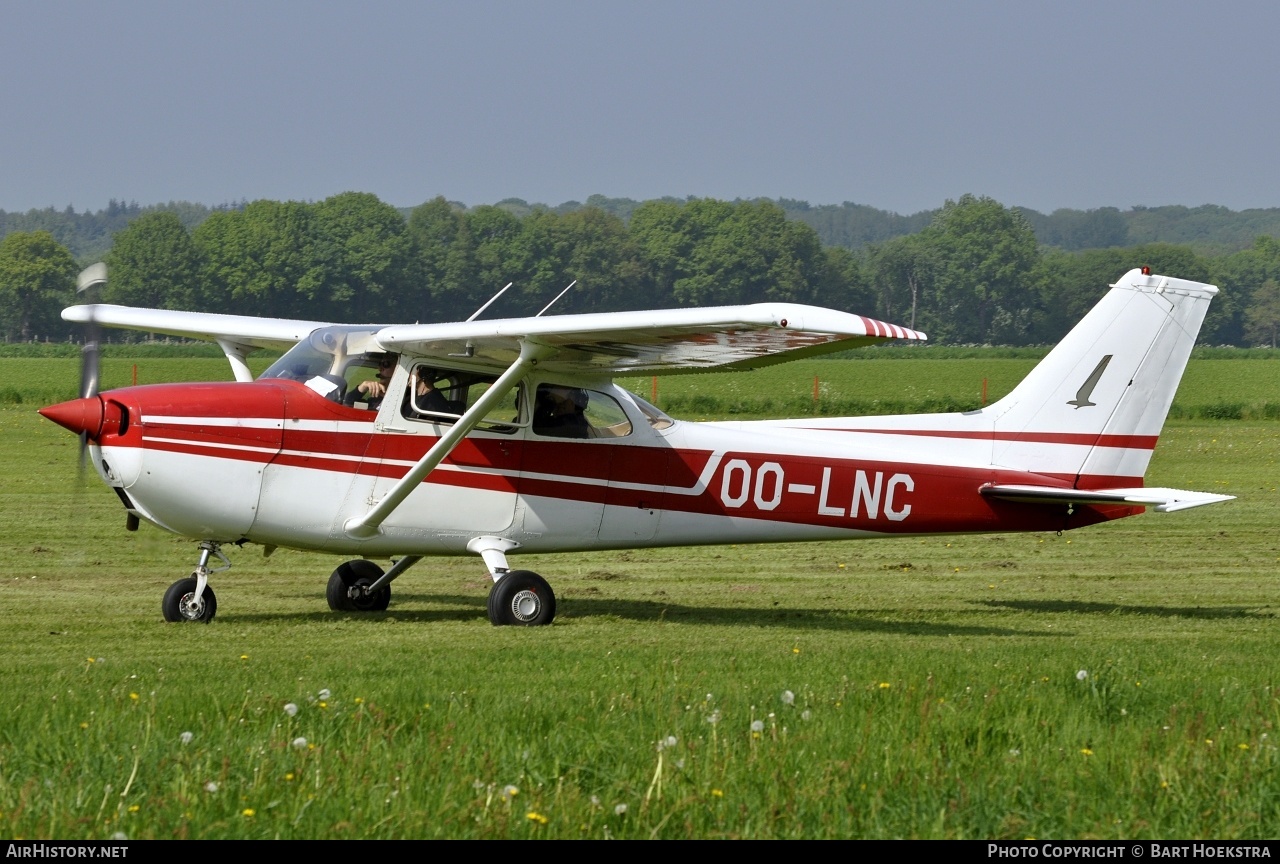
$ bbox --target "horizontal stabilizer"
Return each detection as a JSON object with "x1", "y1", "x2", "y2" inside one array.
[{"x1": 980, "y1": 483, "x2": 1234, "y2": 513}]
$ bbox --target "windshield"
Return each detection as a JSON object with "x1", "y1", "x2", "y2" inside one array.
[{"x1": 260, "y1": 326, "x2": 382, "y2": 382}]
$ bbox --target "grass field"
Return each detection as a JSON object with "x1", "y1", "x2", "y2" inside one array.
[{"x1": 0, "y1": 361, "x2": 1278, "y2": 838}]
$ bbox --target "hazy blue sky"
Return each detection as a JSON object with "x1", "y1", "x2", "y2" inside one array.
[{"x1": 2, "y1": 0, "x2": 1276, "y2": 215}]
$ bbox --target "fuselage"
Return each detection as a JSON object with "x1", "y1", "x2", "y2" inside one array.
[{"x1": 56, "y1": 376, "x2": 1139, "y2": 559}]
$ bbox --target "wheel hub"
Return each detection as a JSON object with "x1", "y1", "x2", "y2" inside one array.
[
  {"x1": 510, "y1": 589, "x2": 540, "y2": 622},
  {"x1": 180, "y1": 593, "x2": 205, "y2": 620}
]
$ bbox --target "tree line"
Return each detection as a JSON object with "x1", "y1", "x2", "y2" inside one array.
[{"x1": 2, "y1": 192, "x2": 1279, "y2": 347}]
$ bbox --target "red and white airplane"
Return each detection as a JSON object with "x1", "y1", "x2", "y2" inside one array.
[{"x1": 41, "y1": 267, "x2": 1232, "y2": 625}]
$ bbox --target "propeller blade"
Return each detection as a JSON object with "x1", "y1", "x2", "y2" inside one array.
[{"x1": 74, "y1": 264, "x2": 106, "y2": 473}]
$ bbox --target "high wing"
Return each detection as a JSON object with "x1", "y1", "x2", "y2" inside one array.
[
  {"x1": 376, "y1": 304, "x2": 925, "y2": 374},
  {"x1": 64, "y1": 302, "x2": 926, "y2": 377},
  {"x1": 63, "y1": 305, "x2": 339, "y2": 351}
]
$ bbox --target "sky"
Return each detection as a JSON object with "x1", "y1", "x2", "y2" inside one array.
[{"x1": 2, "y1": 0, "x2": 1277, "y2": 216}]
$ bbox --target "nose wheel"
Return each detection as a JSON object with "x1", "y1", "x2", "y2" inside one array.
[
  {"x1": 162, "y1": 577, "x2": 218, "y2": 622},
  {"x1": 487, "y1": 570, "x2": 556, "y2": 626},
  {"x1": 162, "y1": 541, "x2": 227, "y2": 623},
  {"x1": 327, "y1": 559, "x2": 391, "y2": 612}
]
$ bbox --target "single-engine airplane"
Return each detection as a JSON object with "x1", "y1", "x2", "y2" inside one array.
[{"x1": 41, "y1": 267, "x2": 1232, "y2": 625}]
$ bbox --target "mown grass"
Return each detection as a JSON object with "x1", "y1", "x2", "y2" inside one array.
[{"x1": 0, "y1": 367, "x2": 1278, "y2": 838}]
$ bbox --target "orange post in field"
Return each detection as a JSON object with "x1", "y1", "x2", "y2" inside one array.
[{"x1": 651, "y1": 376, "x2": 658, "y2": 405}]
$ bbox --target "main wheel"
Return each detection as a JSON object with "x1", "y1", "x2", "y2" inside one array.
[
  {"x1": 326, "y1": 560, "x2": 390, "y2": 612},
  {"x1": 487, "y1": 570, "x2": 556, "y2": 626},
  {"x1": 162, "y1": 577, "x2": 217, "y2": 623}
]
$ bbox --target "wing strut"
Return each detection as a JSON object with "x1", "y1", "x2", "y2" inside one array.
[{"x1": 343, "y1": 338, "x2": 554, "y2": 539}]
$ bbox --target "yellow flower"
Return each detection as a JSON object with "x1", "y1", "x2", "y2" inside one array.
[
  {"x1": 242, "y1": 809, "x2": 255, "y2": 817},
  {"x1": 127, "y1": 805, "x2": 140, "y2": 813},
  {"x1": 354, "y1": 697, "x2": 364, "y2": 705},
  {"x1": 792, "y1": 647, "x2": 800, "y2": 654},
  {"x1": 1080, "y1": 748, "x2": 1094, "y2": 756},
  {"x1": 711, "y1": 789, "x2": 724, "y2": 798},
  {"x1": 240, "y1": 655, "x2": 249, "y2": 660},
  {"x1": 80, "y1": 722, "x2": 89, "y2": 729},
  {"x1": 878, "y1": 682, "x2": 891, "y2": 689},
  {"x1": 526, "y1": 811, "x2": 548, "y2": 825},
  {"x1": 319, "y1": 701, "x2": 329, "y2": 709},
  {"x1": 129, "y1": 693, "x2": 139, "y2": 701},
  {"x1": 1238, "y1": 743, "x2": 1250, "y2": 750},
  {"x1": 285, "y1": 773, "x2": 295, "y2": 782}
]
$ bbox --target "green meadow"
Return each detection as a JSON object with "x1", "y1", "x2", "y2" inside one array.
[{"x1": 0, "y1": 357, "x2": 1277, "y2": 839}]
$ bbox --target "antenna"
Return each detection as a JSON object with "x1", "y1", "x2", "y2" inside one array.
[
  {"x1": 536, "y1": 280, "x2": 577, "y2": 317},
  {"x1": 465, "y1": 282, "x2": 513, "y2": 322}
]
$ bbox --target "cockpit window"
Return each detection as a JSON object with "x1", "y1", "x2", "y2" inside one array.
[
  {"x1": 260, "y1": 326, "x2": 383, "y2": 403},
  {"x1": 403, "y1": 365, "x2": 518, "y2": 433}
]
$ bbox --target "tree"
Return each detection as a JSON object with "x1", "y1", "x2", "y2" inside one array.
[
  {"x1": 313, "y1": 192, "x2": 420, "y2": 322},
  {"x1": 918, "y1": 195, "x2": 1040, "y2": 344},
  {"x1": 0, "y1": 231, "x2": 77, "y2": 341},
  {"x1": 1244, "y1": 279, "x2": 1280, "y2": 347},
  {"x1": 104, "y1": 212, "x2": 204, "y2": 310},
  {"x1": 194, "y1": 200, "x2": 329, "y2": 319}
]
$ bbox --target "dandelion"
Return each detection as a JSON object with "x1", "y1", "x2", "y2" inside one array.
[
  {"x1": 614, "y1": 803, "x2": 628, "y2": 816},
  {"x1": 239, "y1": 655, "x2": 248, "y2": 660},
  {"x1": 318, "y1": 688, "x2": 331, "y2": 701},
  {"x1": 711, "y1": 789, "x2": 724, "y2": 798},
  {"x1": 1238, "y1": 743, "x2": 1250, "y2": 750},
  {"x1": 1076, "y1": 670, "x2": 1088, "y2": 681},
  {"x1": 801, "y1": 710, "x2": 812, "y2": 721},
  {"x1": 127, "y1": 804, "x2": 140, "y2": 813},
  {"x1": 129, "y1": 692, "x2": 139, "y2": 701},
  {"x1": 354, "y1": 697, "x2": 364, "y2": 705},
  {"x1": 501, "y1": 784, "x2": 519, "y2": 800},
  {"x1": 656, "y1": 735, "x2": 677, "y2": 751},
  {"x1": 80, "y1": 722, "x2": 89, "y2": 729},
  {"x1": 291, "y1": 737, "x2": 308, "y2": 749},
  {"x1": 878, "y1": 682, "x2": 891, "y2": 689},
  {"x1": 204, "y1": 781, "x2": 218, "y2": 793},
  {"x1": 781, "y1": 690, "x2": 795, "y2": 705},
  {"x1": 180, "y1": 731, "x2": 193, "y2": 745},
  {"x1": 242, "y1": 808, "x2": 255, "y2": 817},
  {"x1": 706, "y1": 709, "x2": 721, "y2": 725},
  {"x1": 750, "y1": 719, "x2": 764, "y2": 739},
  {"x1": 590, "y1": 795, "x2": 601, "y2": 807},
  {"x1": 792, "y1": 647, "x2": 800, "y2": 654},
  {"x1": 1080, "y1": 748, "x2": 1094, "y2": 756},
  {"x1": 285, "y1": 773, "x2": 295, "y2": 782},
  {"x1": 284, "y1": 702, "x2": 298, "y2": 717},
  {"x1": 526, "y1": 811, "x2": 548, "y2": 825}
]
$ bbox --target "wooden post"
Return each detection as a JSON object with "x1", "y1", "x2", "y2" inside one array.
[{"x1": 651, "y1": 376, "x2": 658, "y2": 405}]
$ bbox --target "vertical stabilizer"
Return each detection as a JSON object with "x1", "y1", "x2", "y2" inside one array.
[{"x1": 987, "y1": 269, "x2": 1217, "y2": 486}]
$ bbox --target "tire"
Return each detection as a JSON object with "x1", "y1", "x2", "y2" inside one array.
[
  {"x1": 162, "y1": 577, "x2": 217, "y2": 623},
  {"x1": 326, "y1": 560, "x2": 390, "y2": 612},
  {"x1": 487, "y1": 570, "x2": 555, "y2": 626}
]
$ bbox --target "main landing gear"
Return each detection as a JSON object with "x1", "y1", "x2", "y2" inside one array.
[
  {"x1": 162, "y1": 541, "x2": 228, "y2": 623},
  {"x1": 469, "y1": 537, "x2": 556, "y2": 627}
]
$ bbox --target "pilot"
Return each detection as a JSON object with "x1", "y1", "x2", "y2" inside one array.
[
  {"x1": 347, "y1": 355, "x2": 399, "y2": 409},
  {"x1": 533, "y1": 385, "x2": 591, "y2": 438}
]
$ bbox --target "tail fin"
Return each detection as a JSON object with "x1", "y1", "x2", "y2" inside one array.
[{"x1": 987, "y1": 269, "x2": 1217, "y2": 487}]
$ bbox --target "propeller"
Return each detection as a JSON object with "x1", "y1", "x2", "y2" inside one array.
[{"x1": 73, "y1": 263, "x2": 107, "y2": 477}]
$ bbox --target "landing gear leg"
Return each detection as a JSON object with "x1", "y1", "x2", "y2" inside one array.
[
  {"x1": 162, "y1": 541, "x2": 229, "y2": 623},
  {"x1": 467, "y1": 536, "x2": 556, "y2": 627}
]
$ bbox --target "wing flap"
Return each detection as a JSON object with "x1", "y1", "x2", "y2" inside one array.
[{"x1": 980, "y1": 483, "x2": 1234, "y2": 513}]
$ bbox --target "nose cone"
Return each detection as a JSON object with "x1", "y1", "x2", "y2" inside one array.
[{"x1": 40, "y1": 396, "x2": 104, "y2": 438}]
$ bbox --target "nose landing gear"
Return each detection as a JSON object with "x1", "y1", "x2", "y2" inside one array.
[{"x1": 162, "y1": 541, "x2": 229, "y2": 623}]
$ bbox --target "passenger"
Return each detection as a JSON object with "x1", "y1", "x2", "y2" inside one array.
[{"x1": 533, "y1": 385, "x2": 591, "y2": 438}]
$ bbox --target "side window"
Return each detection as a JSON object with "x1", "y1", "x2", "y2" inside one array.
[
  {"x1": 532, "y1": 385, "x2": 632, "y2": 439},
  {"x1": 404, "y1": 366, "x2": 519, "y2": 433}
]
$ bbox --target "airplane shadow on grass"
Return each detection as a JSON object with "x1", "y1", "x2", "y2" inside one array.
[
  {"x1": 228, "y1": 591, "x2": 1055, "y2": 637},
  {"x1": 975, "y1": 599, "x2": 1277, "y2": 620}
]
